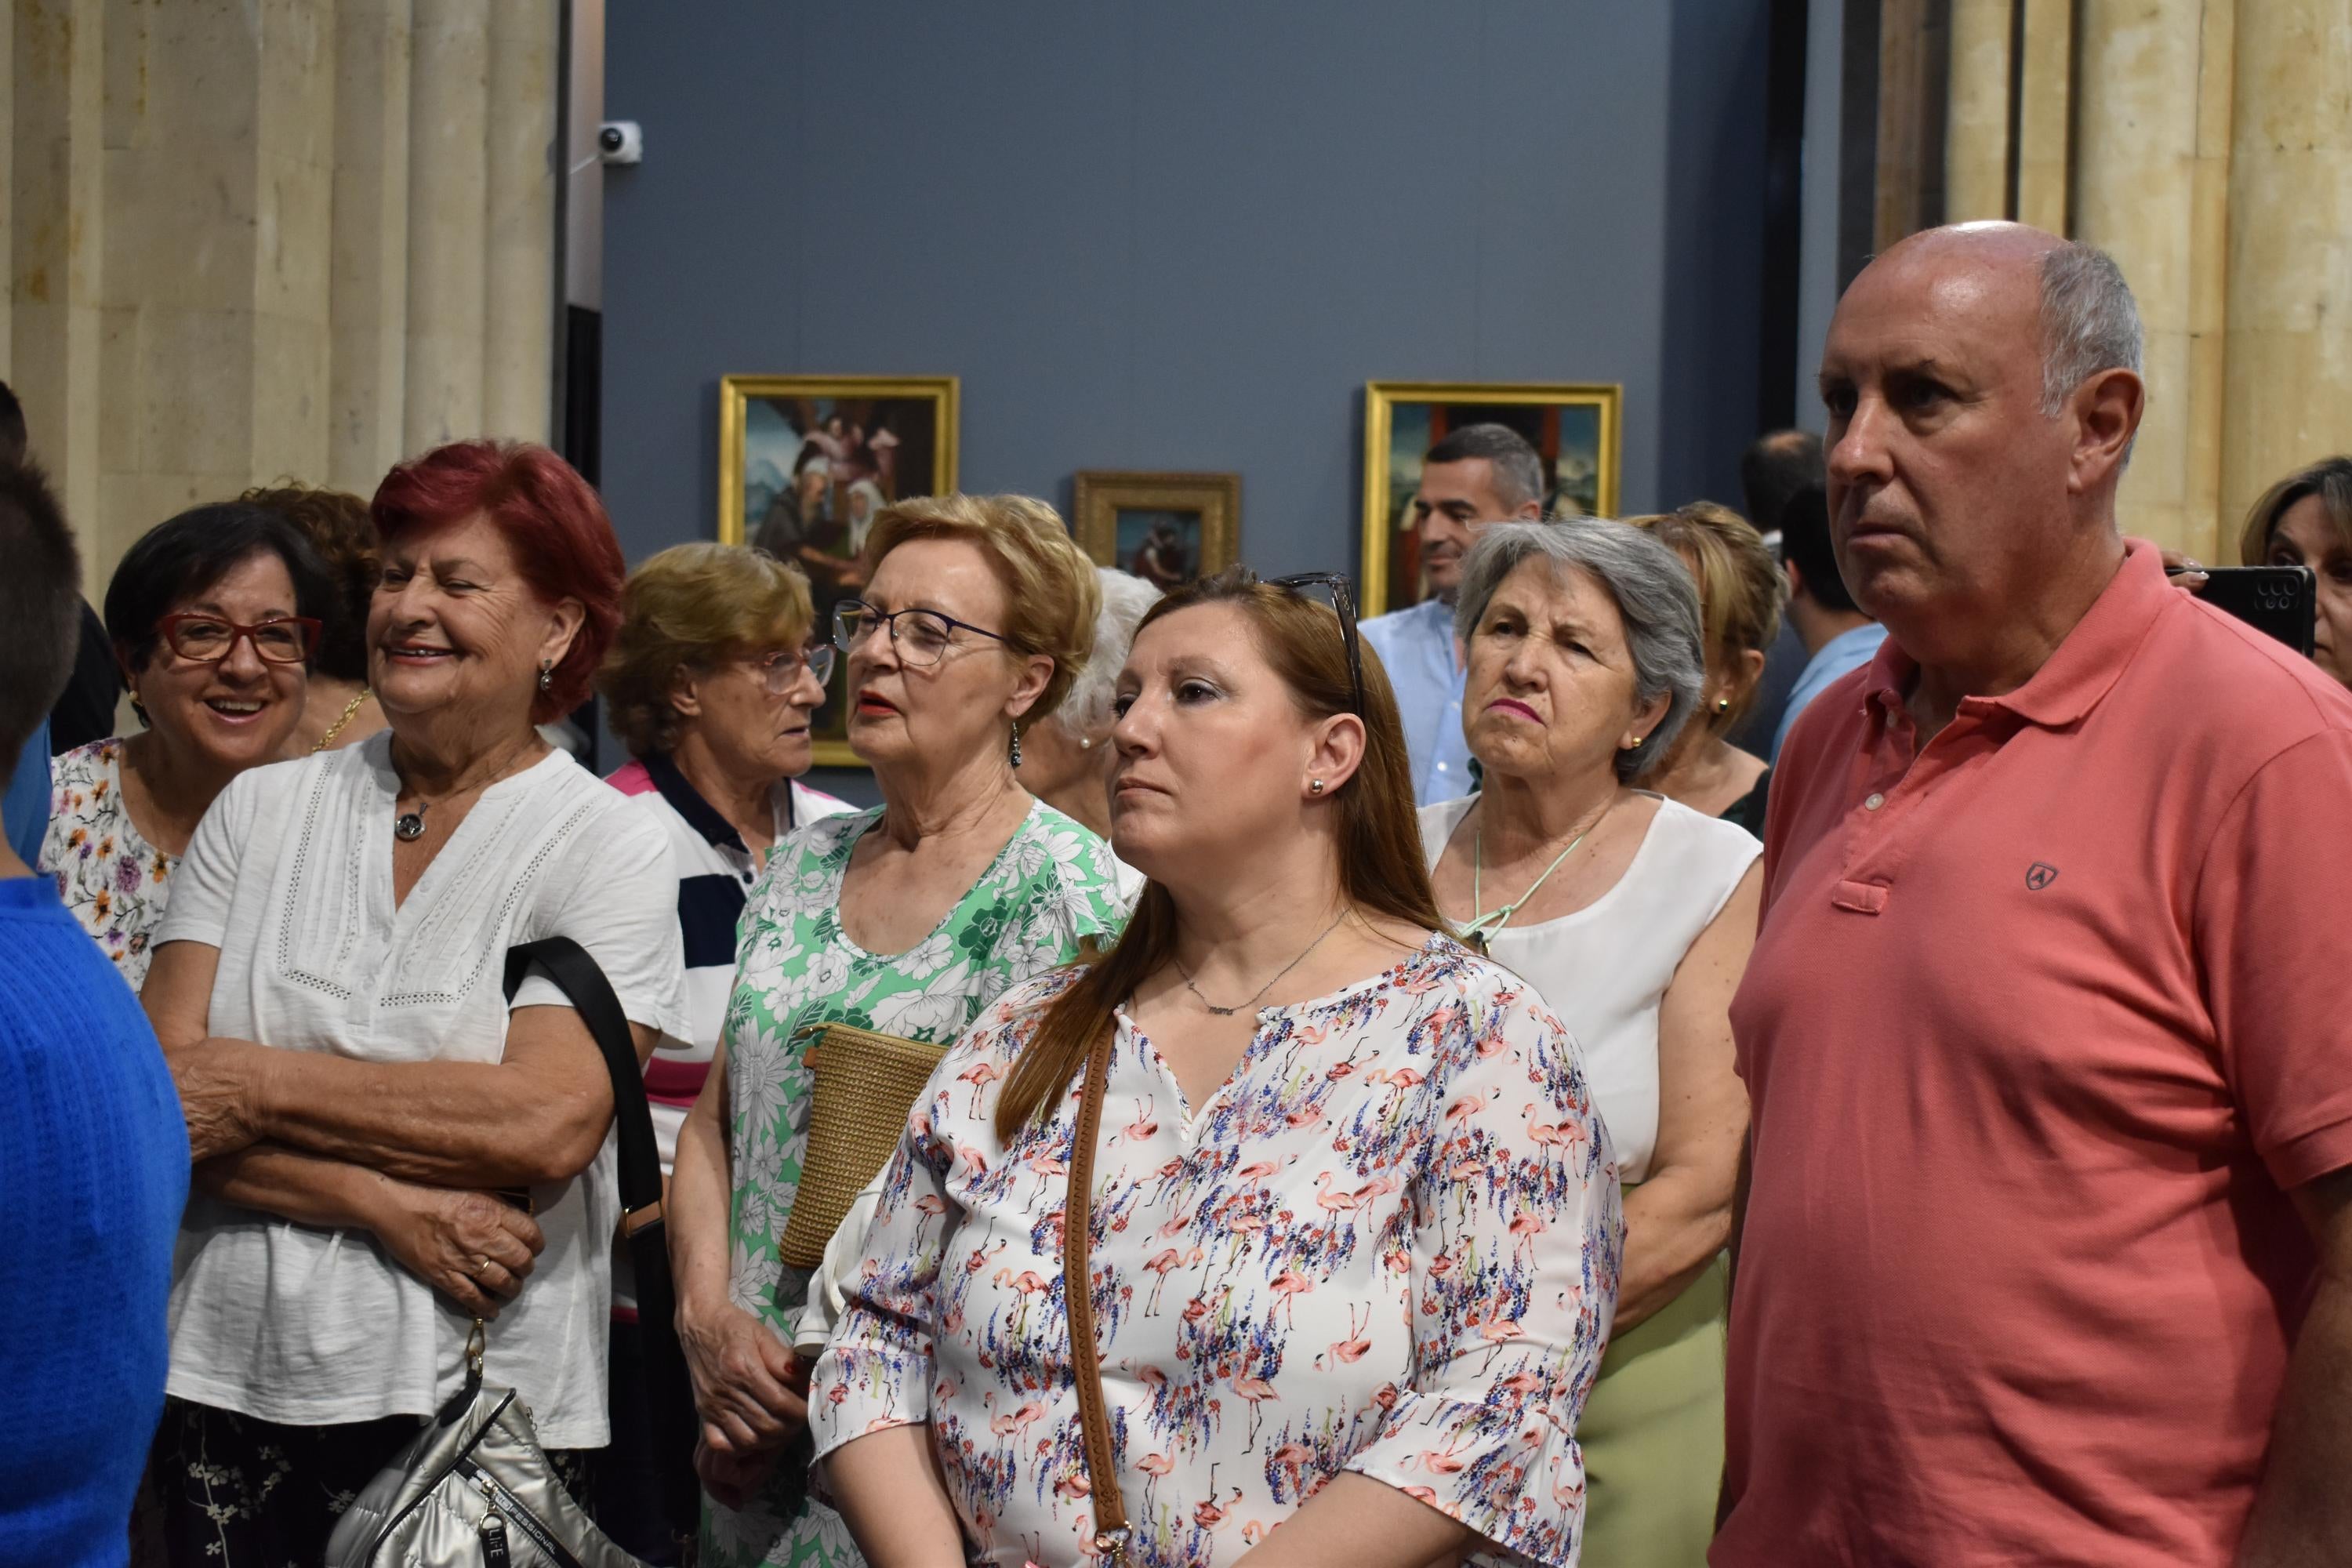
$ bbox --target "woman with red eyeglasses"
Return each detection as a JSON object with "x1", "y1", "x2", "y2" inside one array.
[{"x1": 39, "y1": 501, "x2": 332, "y2": 988}]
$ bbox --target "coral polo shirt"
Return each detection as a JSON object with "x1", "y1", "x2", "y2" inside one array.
[{"x1": 1714, "y1": 542, "x2": 2352, "y2": 1567}]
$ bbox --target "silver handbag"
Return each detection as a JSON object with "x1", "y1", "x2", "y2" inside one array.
[{"x1": 324, "y1": 1323, "x2": 644, "y2": 1568}]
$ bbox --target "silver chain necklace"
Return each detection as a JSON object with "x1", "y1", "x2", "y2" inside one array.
[{"x1": 1172, "y1": 910, "x2": 1348, "y2": 1017}]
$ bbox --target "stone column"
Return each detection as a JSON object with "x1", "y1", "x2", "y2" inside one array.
[
  {"x1": 2220, "y1": 0, "x2": 2352, "y2": 544},
  {"x1": 2014, "y1": 0, "x2": 2075, "y2": 231},
  {"x1": 1947, "y1": 0, "x2": 2015, "y2": 221},
  {"x1": 2074, "y1": 0, "x2": 2234, "y2": 557},
  {"x1": 249, "y1": 0, "x2": 336, "y2": 490},
  {"x1": 403, "y1": 0, "x2": 490, "y2": 450},
  {"x1": 328, "y1": 0, "x2": 413, "y2": 492},
  {"x1": 483, "y1": 0, "x2": 556, "y2": 444},
  {"x1": 13, "y1": 0, "x2": 107, "y2": 561}
]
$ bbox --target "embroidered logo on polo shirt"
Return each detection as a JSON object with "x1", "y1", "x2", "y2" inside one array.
[{"x1": 2026, "y1": 862, "x2": 2060, "y2": 891}]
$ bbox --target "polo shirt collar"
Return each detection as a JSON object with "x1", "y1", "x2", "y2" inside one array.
[
  {"x1": 644, "y1": 749, "x2": 749, "y2": 854},
  {"x1": 1860, "y1": 539, "x2": 2165, "y2": 731}
]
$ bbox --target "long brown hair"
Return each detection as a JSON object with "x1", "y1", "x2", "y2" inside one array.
[{"x1": 994, "y1": 568, "x2": 1445, "y2": 1142}]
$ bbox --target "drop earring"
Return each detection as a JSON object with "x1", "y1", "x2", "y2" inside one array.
[
  {"x1": 538, "y1": 659, "x2": 554, "y2": 692},
  {"x1": 1009, "y1": 724, "x2": 1023, "y2": 768}
]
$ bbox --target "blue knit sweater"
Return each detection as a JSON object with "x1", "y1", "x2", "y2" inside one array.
[{"x1": 0, "y1": 875, "x2": 188, "y2": 1567}]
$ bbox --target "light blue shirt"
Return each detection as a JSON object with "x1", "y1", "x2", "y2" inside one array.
[
  {"x1": 1771, "y1": 622, "x2": 1889, "y2": 761},
  {"x1": 1361, "y1": 598, "x2": 1477, "y2": 806}
]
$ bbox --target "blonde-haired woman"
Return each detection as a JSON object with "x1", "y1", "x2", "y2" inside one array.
[
  {"x1": 1628, "y1": 502, "x2": 1784, "y2": 830},
  {"x1": 670, "y1": 494, "x2": 1132, "y2": 1568}
]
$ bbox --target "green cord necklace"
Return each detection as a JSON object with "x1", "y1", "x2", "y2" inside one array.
[{"x1": 1461, "y1": 801, "x2": 1613, "y2": 956}]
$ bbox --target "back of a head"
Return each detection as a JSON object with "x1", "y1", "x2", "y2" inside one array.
[
  {"x1": 242, "y1": 483, "x2": 379, "y2": 684},
  {"x1": 1427, "y1": 423, "x2": 1547, "y2": 513},
  {"x1": 1058, "y1": 568, "x2": 1165, "y2": 735},
  {"x1": 1739, "y1": 430, "x2": 1824, "y2": 536},
  {"x1": 1777, "y1": 483, "x2": 1856, "y2": 614},
  {"x1": 0, "y1": 380, "x2": 26, "y2": 468},
  {"x1": 0, "y1": 460, "x2": 82, "y2": 771}
]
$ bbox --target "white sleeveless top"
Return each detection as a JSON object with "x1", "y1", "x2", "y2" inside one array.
[{"x1": 1419, "y1": 793, "x2": 1759, "y2": 1183}]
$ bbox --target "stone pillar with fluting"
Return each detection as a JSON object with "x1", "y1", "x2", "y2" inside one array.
[
  {"x1": 2074, "y1": 0, "x2": 2234, "y2": 558},
  {"x1": 1947, "y1": 0, "x2": 2016, "y2": 221},
  {"x1": 2220, "y1": 0, "x2": 2352, "y2": 545},
  {"x1": 329, "y1": 0, "x2": 415, "y2": 494},
  {"x1": 484, "y1": 0, "x2": 557, "y2": 447},
  {"x1": 12, "y1": 0, "x2": 107, "y2": 564},
  {"x1": 2014, "y1": 0, "x2": 2076, "y2": 232},
  {"x1": 403, "y1": 0, "x2": 491, "y2": 452}
]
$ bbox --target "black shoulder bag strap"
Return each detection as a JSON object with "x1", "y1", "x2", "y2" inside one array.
[{"x1": 503, "y1": 937, "x2": 701, "y2": 1532}]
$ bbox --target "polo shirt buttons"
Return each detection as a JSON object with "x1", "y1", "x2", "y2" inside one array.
[{"x1": 1864, "y1": 793, "x2": 1886, "y2": 811}]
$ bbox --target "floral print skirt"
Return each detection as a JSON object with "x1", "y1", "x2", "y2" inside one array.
[{"x1": 140, "y1": 1399, "x2": 593, "y2": 1568}]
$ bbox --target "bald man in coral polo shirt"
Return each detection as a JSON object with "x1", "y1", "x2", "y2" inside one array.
[{"x1": 1713, "y1": 223, "x2": 2352, "y2": 1568}]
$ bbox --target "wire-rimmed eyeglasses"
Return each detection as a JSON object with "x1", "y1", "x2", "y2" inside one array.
[
  {"x1": 833, "y1": 599, "x2": 1011, "y2": 667},
  {"x1": 1265, "y1": 572, "x2": 1364, "y2": 717},
  {"x1": 750, "y1": 641, "x2": 837, "y2": 694}
]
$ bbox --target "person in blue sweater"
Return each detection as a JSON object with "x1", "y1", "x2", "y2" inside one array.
[{"x1": 0, "y1": 457, "x2": 189, "y2": 1568}]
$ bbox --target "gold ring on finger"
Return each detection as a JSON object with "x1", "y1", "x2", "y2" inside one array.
[{"x1": 473, "y1": 1254, "x2": 492, "y2": 1279}]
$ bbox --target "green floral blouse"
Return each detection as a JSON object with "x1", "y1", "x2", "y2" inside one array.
[{"x1": 706, "y1": 800, "x2": 1129, "y2": 1568}]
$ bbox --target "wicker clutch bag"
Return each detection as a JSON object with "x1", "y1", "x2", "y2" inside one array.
[{"x1": 775, "y1": 1019, "x2": 950, "y2": 1269}]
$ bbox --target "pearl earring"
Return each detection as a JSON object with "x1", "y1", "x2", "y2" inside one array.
[
  {"x1": 1308, "y1": 779, "x2": 1326, "y2": 795},
  {"x1": 538, "y1": 660, "x2": 554, "y2": 692}
]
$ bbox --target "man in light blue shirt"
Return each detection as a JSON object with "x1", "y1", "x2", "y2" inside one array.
[
  {"x1": 1770, "y1": 481, "x2": 1886, "y2": 760},
  {"x1": 1359, "y1": 423, "x2": 1547, "y2": 804}
]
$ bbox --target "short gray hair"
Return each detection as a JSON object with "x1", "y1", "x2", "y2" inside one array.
[
  {"x1": 1427, "y1": 423, "x2": 1547, "y2": 514},
  {"x1": 1453, "y1": 518, "x2": 1706, "y2": 782},
  {"x1": 2038, "y1": 242, "x2": 2142, "y2": 419},
  {"x1": 1053, "y1": 568, "x2": 1163, "y2": 735}
]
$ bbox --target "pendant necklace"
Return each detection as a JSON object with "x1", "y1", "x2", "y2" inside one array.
[
  {"x1": 1173, "y1": 909, "x2": 1348, "y2": 1017},
  {"x1": 394, "y1": 738, "x2": 536, "y2": 844},
  {"x1": 1461, "y1": 800, "x2": 1613, "y2": 956}
]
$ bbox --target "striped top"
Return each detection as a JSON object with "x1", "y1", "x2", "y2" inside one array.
[{"x1": 605, "y1": 753, "x2": 855, "y2": 1168}]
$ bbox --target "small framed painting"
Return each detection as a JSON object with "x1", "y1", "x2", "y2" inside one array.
[
  {"x1": 1071, "y1": 470, "x2": 1242, "y2": 593},
  {"x1": 717, "y1": 374, "x2": 959, "y2": 766},
  {"x1": 1359, "y1": 381, "x2": 1621, "y2": 615}
]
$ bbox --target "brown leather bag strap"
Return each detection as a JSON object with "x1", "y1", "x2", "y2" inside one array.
[{"x1": 1062, "y1": 1021, "x2": 1131, "y2": 1559}]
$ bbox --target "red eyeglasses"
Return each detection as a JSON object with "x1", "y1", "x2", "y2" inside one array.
[{"x1": 153, "y1": 613, "x2": 321, "y2": 665}]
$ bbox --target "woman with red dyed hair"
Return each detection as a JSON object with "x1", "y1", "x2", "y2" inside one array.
[{"x1": 138, "y1": 441, "x2": 689, "y2": 1566}]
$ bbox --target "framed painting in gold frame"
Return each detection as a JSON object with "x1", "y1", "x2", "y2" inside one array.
[
  {"x1": 1359, "y1": 381, "x2": 1621, "y2": 615},
  {"x1": 717, "y1": 374, "x2": 959, "y2": 766},
  {"x1": 1070, "y1": 470, "x2": 1241, "y2": 593}
]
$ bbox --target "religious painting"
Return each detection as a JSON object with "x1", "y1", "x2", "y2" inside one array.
[
  {"x1": 718, "y1": 375, "x2": 958, "y2": 765},
  {"x1": 1359, "y1": 381, "x2": 1621, "y2": 615},
  {"x1": 1071, "y1": 471, "x2": 1241, "y2": 593}
]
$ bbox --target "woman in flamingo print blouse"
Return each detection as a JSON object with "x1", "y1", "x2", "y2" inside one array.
[{"x1": 811, "y1": 569, "x2": 1623, "y2": 1568}]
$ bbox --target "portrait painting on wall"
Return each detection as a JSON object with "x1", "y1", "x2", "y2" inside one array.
[
  {"x1": 1359, "y1": 381, "x2": 1621, "y2": 615},
  {"x1": 718, "y1": 374, "x2": 958, "y2": 766},
  {"x1": 1071, "y1": 471, "x2": 1241, "y2": 593}
]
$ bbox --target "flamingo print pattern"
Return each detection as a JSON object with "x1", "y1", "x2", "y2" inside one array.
[
  {"x1": 811, "y1": 935, "x2": 1621, "y2": 1567},
  {"x1": 705, "y1": 802, "x2": 1130, "y2": 1568}
]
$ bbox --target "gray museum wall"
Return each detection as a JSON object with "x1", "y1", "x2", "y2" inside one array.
[{"x1": 600, "y1": 1, "x2": 1773, "y2": 799}]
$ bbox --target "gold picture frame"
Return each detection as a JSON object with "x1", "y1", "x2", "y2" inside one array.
[
  {"x1": 717, "y1": 374, "x2": 959, "y2": 766},
  {"x1": 1070, "y1": 470, "x2": 1241, "y2": 593},
  {"x1": 1359, "y1": 381, "x2": 1622, "y2": 615}
]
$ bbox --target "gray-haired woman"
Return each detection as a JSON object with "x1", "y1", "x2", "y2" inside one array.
[
  {"x1": 1015, "y1": 566, "x2": 1161, "y2": 841},
  {"x1": 1422, "y1": 517, "x2": 1762, "y2": 1566}
]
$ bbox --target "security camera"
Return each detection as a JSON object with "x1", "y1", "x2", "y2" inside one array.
[{"x1": 597, "y1": 121, "x2": 643, "y2": 165}]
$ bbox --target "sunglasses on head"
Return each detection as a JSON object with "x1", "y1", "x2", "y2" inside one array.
[{"x1": 1265, "y1": 572, "x2": 1364, "y2": 718}]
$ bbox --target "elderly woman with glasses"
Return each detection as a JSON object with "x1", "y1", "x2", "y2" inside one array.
[
  {"x1": 41, "y1": 502, "x2": 334, "y2": 988},
  {"x1": 670, "y1": 493, "x2": 1132, "y2": 1568},
  {"x1": 1422, "y1": 519, "x2": 1760, "y2": 1566},
  {"x1": 593, "y1": 542, "x2": 858, "y2": 1552}
]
